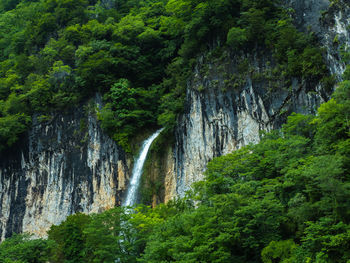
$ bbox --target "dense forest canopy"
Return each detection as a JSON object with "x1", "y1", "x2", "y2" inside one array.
[{"x1": 0, "y1": 0, "x2": 329, "y2": 152}]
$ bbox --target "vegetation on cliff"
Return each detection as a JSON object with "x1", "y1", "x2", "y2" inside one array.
[
  {"x1": 1, "y1": 0, "x2": 349, "y2": 262},
  {"x1": 1, "y1": 77, "x2": 349, "y2": 263},
  {"x1": 0, "y1": 0, "x2": 329, "y2": 151}
]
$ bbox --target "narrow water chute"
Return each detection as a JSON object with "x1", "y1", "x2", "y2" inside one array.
[{"x1": 123, "y1": 128, "x2": 164, "y2": 207}]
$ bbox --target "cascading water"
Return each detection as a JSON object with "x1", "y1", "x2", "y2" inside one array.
[
  {"x1": 123, "y1": 128, "x2": 164, "y2": 207},
  {"x1": 116, "y1": 129, "x2": 163, "y2": 262}
]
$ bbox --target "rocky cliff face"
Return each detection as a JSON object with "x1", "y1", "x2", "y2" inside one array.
[
  {"x1": 141, "y1": 143, "x2": 175, "y2": 206},
  {"x1": 0, "y1": 96, "x2": 130, "y2": 240},
  {"x1": 321, "y1": 0, "x2": 350, "y2": 77},
  {"x1": 173, "y1": 53, "x2": 326, "y2": 197},
  {"x1": 171, "y1": 0, "x2": 350, "y2": 197},
  {"x1": 284, "y1": 0, "x2": 349, "y2": 77}
]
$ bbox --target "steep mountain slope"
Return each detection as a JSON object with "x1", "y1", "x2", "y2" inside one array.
[
  {"x1": 0, "y1": 0, "x2": 349, "y2": 240},
  {"x1": 153, "y1": 0, "x2": 350, "y2": 198},
  {"x1": 0, "y1": 96, "x2": 130, "y2": 239}
]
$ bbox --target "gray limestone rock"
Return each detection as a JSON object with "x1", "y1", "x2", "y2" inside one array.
[
  {"x1": 172, "y1": 0, "x2": 350, "y2": 197},
  {"x1": 0, "y1": 96, "x2": 130, "y2": 240}
]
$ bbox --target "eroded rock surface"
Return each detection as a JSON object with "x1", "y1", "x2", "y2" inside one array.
[
  {"x1": 0, "y1": 98, "x2": 129, "y2": 240},
  {"x1": 171, "y1": 0, "x2": 350, "y2": 197}
]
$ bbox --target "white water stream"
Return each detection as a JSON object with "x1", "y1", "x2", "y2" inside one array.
[{"x1": 122, "y1": 128, "x2": 163, "y2": 207}]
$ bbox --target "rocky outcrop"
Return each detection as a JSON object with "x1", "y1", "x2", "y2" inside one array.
[
  {"x1": 171, "y1": 0, "x2": 350, "y2": 197},
  {"x1": 163, "y1": 148, "x2": 176, "y2": 203},
  {"x1": 282, "y1": 0, "x2": 330, "y2": 33},
  {"x1": 320, "y1": 0, "x2": 350, "y2": 78},
  {"x1": 140, "y1": 138, "x2": 175, "y2": 206},
  {"x1": 173, "y1": 53, "x2": 326, "y2": 197},
  {"x1": 0, "y1": 96, "x2": 130, "y2": 240},
  {"x1": 284, "y1": 0, "x2": 349, "y2": 78}
]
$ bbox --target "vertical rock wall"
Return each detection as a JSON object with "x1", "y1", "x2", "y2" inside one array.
[
  {"x1": 173, "y1": 54, "x2": 325, "y2": 197},
  {"x1": 0, "y1": 98, "x2": 130, "y2": 240},
  {"x1": 171, "y1": 0, "x2": 350, "y2": 197},
  {"x1": 321, "y1": 1, "x2": 350, "y2": 77},
  {"x1": 283, "y1": 0, "x2": 349, "y2": 77}
]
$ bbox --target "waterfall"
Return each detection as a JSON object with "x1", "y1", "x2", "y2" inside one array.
[
  {"x1": 116, "y1": 129, "x2": 163, "y2": 263},
  {"x1": 123, "y1": 128, "x2": 164, "y2": 207}
]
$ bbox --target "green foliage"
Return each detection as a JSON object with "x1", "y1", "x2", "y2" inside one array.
[
  {"x1": 301, "y1": 218, "x2": 350, "y2": 262},
  {"x1": 84, "y1": 207, "x2": 137, "y2": 263},
  {"x1": 300, "y1": 46, "x2": 327, "y2": 80},
  {"x1": 227, "y1": 27, "x2": 247, "y2": 50},
  {"x1": 0, "y1": 0, "x2": 170, "y2": 151},
  {"x1": 3, "y1": 82, "x2": 349, "y2": 262},
  {"x1": 0, "y1": 0, "x2": 347, "y2": 262},
  {"x1": 0, "y1": 234, "x2": 52, "y2": 263},
  {"x1": 48, "y1": 213, "x2": 91, "y2": 263},
  {"x1": 0, "y1": 0, "x2": 330, "y2": 151},
  {"x1": 98, "y1": 79, "x2": 160, "y2": 152},
  {"x1": 131, "y1": 80, "x2": 350, "y2": 263},
  {"x1": 261, "y1": 240, "x2": 298, "y2": 263},
  {"x1": 46, "y1": 207, "x2": 152, "y2": 263},
  {"x1": 0, "y1": 113, "x2": 31, "y2": 150},
  {"x1": 134, "y1": 81, "x2": 349, "y2": 262}
]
